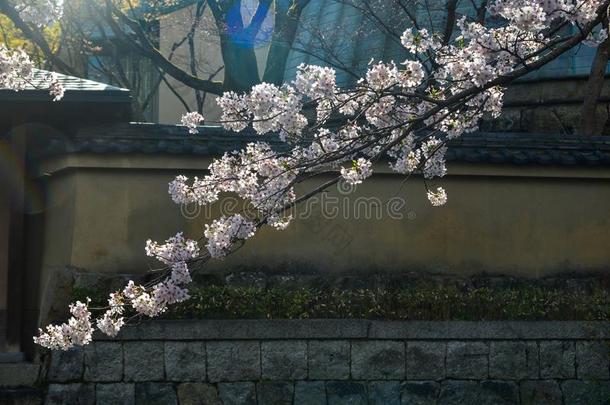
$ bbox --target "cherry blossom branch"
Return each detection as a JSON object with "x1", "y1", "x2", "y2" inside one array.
[{"x1": 33, "y1": 0, "x2": 610, "y2": 351}]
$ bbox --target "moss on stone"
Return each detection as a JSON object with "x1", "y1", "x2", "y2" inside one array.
[{"x1": 73, "y1": 284, "x2": 610, "y2": 321}]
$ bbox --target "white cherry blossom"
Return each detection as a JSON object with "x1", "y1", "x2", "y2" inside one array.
[
  {"x1": 427, "y1": 187, "x2": 448, "y2": 207},
  {"x1": 48, "y1": 73, "x2": 64, "y2": 101},
  {"x1": 180, "y1": 112, "x2": 204, "y2": 134},
  {"x1": 204, "y1": 214, "x2": 256, "y2": 258},
  {"x1": 340, "y1": 158, "x2": 373, "y2": 185},
  {"x1": 0, "y1": 46, "x2": 34, "y2": 91},
  {"x1": 34, "y1": 299, "x2": 93, "y2": 350},
  {"x1": 400, "y1": 28, "x2": 439, "y2": 53}
]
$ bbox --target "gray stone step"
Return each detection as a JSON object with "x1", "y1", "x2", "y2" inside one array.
[
  {"x1": 0, "y1": 387, "x2": 43, "y2": 405},
  {"x1": 0, "y1": 353, "x2": 25, "y2": 364},
  {"x1": 0, "y1": 363, "x2": 39, "y2": 388}
]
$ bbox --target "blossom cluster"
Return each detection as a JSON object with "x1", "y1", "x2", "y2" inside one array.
[
  {"x1": 217, "y1": 82, "x2": 308, "y2": 140},
  {"x1": 1, "y1": 2, "x2": 66, "y2": 99},
  {"x1": 48, "y1": 73, "x2": 64, "y2": 101},
  {"x1": 169, "y1": 141, "x2": 297, "y2": 234},
  {"x1": 13, "y1": 0, "x2": 63, "y2": 27},
  {"x1": 340, "y1": 158, "x2": 373, "y2": 185},
  {"x1": 0, "y1": 46, "x2": 65, "y2": 101},
  {"x1": 489, "y1": 0, "x2": 604, "y2": 28},
  {"x1": 204, "y1": 214, "x2": 256, "y2": 258},
  {"x1": 0, "y1": 46, "x2": 34, "y2": 91},
  {"x1": 427, "y1": 187, "x2": 448, "y2": 207},
  {"x1": 401, "y1": 28, "x2": 439, "y2": 54},
  {"x1": 33, "y1": 299, "x2": 92, "y2": 350},
  {"x1": 180, "y1": 111, "x2": 204, "y2": 134},
  {"x1": 35, "y1": 233, "x2": 200, "y2": 348}
]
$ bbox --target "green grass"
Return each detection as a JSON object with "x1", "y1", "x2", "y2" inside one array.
[{"x1": 74, "y1": 285, "x2": 610, "y2": 321}]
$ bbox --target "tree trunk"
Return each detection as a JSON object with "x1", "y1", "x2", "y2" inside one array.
[
  {"x1": 262, "y1": 0, "x2": 309, "y2": 85},
  {"x1": 579, "y1": 21, "x2": 610, "y2": 135},
  {"x1": 219, "y1": 34, "x2": 261, "y2": 91},
  {"x1": 209, "y1": 0, "x2": 262, "y2": 92}
]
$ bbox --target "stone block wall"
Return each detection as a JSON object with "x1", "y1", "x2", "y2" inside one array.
[{"x1": 44, "y1": 320, "x2": 610, "y2": 404}]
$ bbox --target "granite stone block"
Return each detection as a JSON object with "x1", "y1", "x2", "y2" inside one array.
[
  {"x1": 46, "y1": 384, "x2": 94, "y2": 405},
  {"x1": 84, "y1": 343, "x2": 122, "y2": 382},
  {"x1": 165, "y1": 342, "x2": 206, "y2": 381},
  {"x1": 369, "y1": 381, "x2": 400, "y2": 405},
  {"x1": 218, "y1": 382, "x2": 257, "y2": 405},
  {"x1": 261, "y1": 341, "x2": 307, "y2": 380},
  {"x1": 351, "y1": 341, "x2": 405, "y2": 380},
  {"x1": 576, "y1": 341, "x2": 610, "y2": 380},
  {"x1": 400, "y1": 381, "x2": 440, "y2": 405},
  {"x1": 561, "y1": 380, "x2": 610, "y2": 405},
  {"x1": 96, "y1": 383, "x2": 134, "y2": 405},
  {"x1": 257, "y1": 381, "x2": 294, "y2": 405},
  {"x1": 48, "y1": 348, "x2": 84, "y2": 382},
  {"x1": 520, "y1": 380, "x2": 562, "y2": 405},
  {"x1": 207, "y1": 341, "x2": 260, "y2": 382},
  {"x1": 134, "y1": 382, "x2": 177, "y2": 405},
  {"x1": 540, "y1": 341, "x2": 575, "y2": 379},
  {"x1": 294, "y1": 381, "x2": 327, "y2": 405},
  {"x1": 406, "y1": 342, "x2": 445, "y2": 380},
  {"x1": 446, "y1": 342, "x2": 489, "y2": 379},
  {"x1": 326, "y1": 381, "x2": 368, "y2": 405},
  {"x1": 124, "y1": 342, "x2": 164, "y2": 382},
  {"x1": 308, "y1": 340, "x2": 350, "y2": 380},
  {"x1": 489, "y1": 341, "x2": 538, "y2": 380}
]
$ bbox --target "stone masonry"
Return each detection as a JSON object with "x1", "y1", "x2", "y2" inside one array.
[{"x1": 44, "y1": 320, "x2": 610, "y2": 404}]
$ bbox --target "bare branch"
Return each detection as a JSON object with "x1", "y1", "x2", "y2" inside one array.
[{"x1": 105, "y1": 0, "x2": 224, "y2": 95}]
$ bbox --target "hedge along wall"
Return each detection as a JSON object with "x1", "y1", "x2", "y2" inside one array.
[{"x1": 44, "y1": 320, "x2": 610, "y2": 404}]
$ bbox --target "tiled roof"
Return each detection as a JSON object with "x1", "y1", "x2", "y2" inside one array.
[
  {"x1": 37, "y1": 123, "x2": 610, "y2": 166},
  {"x1": 0, "y1": 69, "x2": 131, "y2": 103}
]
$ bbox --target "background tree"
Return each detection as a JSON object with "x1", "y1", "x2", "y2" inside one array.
[
  {"x1": 5, "y1": 0, "x2": 609, "y2": 132},
  {"x1": 0, "y1": 13, "x2": 61, "y2": 68},
  {"x1": 0, "y1": 0, "x2": 314, "y2": 117}
]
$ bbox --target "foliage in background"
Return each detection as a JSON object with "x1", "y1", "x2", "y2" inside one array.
[{"x1": 0, "y1": 13, "x2": 60, "y2": 67}]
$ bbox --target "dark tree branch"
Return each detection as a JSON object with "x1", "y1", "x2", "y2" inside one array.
[
  {"x1": 105, "y1": 1, "x2": 224, "y2": 95},
  {"x1": 442, "y1": 0, "x2": 459, "y2": 45},
  {"x1": 245, "y1": 0, "x2": 273, "y2": 39},
  {"x1": 160, "y1": 70, "x2": 192, "y2": 113},
  {"x1": 263, "y1": 0, "x2": 311, "y2": 84},
  {"x1": 187, "y1": 2, "x2": 208, "y2": 112},
  {"x1": 208, "y1": 0, "x2": 260, "y2": 90},
  {"x1": 579, "y1": 16, "x2": 610, "y2": 135}
]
